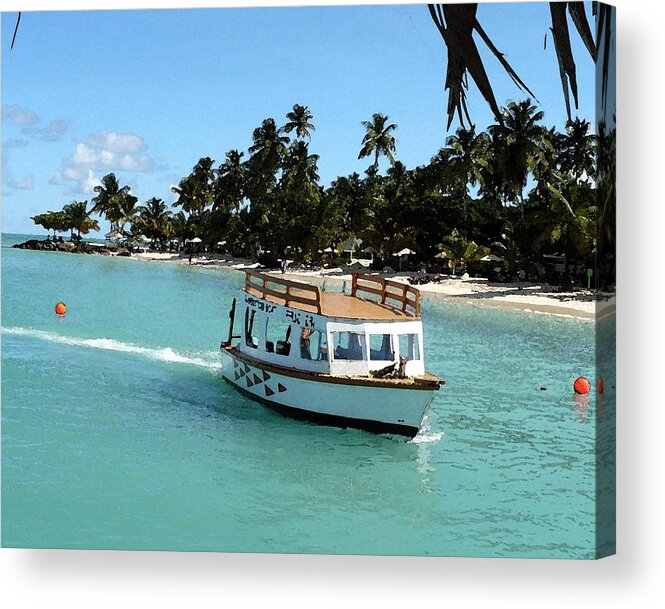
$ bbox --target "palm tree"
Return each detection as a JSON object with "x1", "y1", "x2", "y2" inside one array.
[
  {"x1": 281, "y1": 141, "x2": 320, "y2": 195},
  {"x1": 559, "y1": 118, "x2": 596, "y2": 182},
  {"x1": 531, "y1": 182, "x2": 596, "y2": 285},
  {"x1": 445, "y1": 126, "x2": 490, "y2": 234},
  {"x1": 90, "y1": 173, "x2": 121, "y2": 227},
  {"x1": 171, "y1": 177, "x2": 198, "y2": 215},
  {"x1": 446, "y1": 127, "x2": 490, "y2": 188},
  {"x1": 170, "y1": 211, "x2": 190, "y2": 245},
  {"x1": 171, "y1": 157, "x2": 215, "y2": 220},
  {"x1": 438, "y1": 229, "x2": 490, "y2": 273},
  {"x1": 488, "y1": 100, "x2": 545, "y2": 220},
  {"x1": 137, "y1": 197, "x2": 173, "y2": 249},
  {"x1": 284, "y1": 104, "x2": 315, "y2": 141},
  {"x1": 358, "y1": 113, "x2": 397, "y2": 171},
  {"x1": 248, "y1": 118, "x2": 290, "y2": 173},
  {"x1": 595, "y1": 119, "x2": 615, "y2": 289},
  {"x1": 529, "y1": 127, "x2": 566, "y2": 207},
  {"x1": 90, "y1": 173, "x2": 136, "y2": 233},
  {"x1": 215, "y1": 149, "x2": 246, "y2": 213},
  {"x1": 116, "y1": 193, "x2": 139, "y2": 236},
  {"x1": 62, "y1": 200, "x2": 100, "y2": 240}
]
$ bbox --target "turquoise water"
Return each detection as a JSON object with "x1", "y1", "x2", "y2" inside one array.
[{"x1": 1, "y1": 234, "x2": 614, "y2": 558}]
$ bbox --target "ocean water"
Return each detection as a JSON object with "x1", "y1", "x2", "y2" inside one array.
[{"x1": 1, "y1": 233, "x2": 615, "y2": 558}]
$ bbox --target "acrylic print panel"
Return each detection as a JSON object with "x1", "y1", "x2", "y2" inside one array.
[{"x1": 1, "y1": 2, "x2": 615, "y2": 558}]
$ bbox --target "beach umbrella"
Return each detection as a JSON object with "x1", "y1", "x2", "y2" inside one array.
[
  {"x1": 189, "y1": 237, "x2": 202, "y2": 243},
  {"x1": 480, "y1": 254, "x2": 502, "y2": 262}
]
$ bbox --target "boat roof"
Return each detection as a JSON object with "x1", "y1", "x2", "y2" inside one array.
[{"x1": 244, "y1": 270, "x2": 421, "y2": 321}]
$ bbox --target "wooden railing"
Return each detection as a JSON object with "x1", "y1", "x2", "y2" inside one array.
[
  {"x1": 351, "y1": 273, "x2": 421, "y2": 317},
  {"x1": 244, "y1": 270, "x2": 322, "y2": 314}
]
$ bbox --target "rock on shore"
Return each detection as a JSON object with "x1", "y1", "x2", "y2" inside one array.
[{"x1": 12, "y1": 239, "x2": 131, "y2": 256}]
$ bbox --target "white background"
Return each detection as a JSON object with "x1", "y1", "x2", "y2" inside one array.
[{"x1": 1, "y1": 1, "x2": 663, "y2": 607}]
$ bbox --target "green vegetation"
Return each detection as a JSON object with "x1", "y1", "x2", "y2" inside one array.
[
  {"x1": 33, "y1": 100, "x2": 615, "y2": 289},
  {"x1": 32, "y1": 200, "x2": 99, "y2": 241}
]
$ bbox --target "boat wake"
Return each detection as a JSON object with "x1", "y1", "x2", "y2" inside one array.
[
  {"x1": 2, "y1": 326, "x2": 222, "y2": 371},
  {"x1": 412, "y1": 431, "x2": 444, "y2": 444}
]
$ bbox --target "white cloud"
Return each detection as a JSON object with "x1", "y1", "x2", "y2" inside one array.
[
  {"x1": 86, "y1": 131, "x2": 144, "y2": 154},
  {"x1": 25, "y1": 118, "x2": 70, "y2": 142},
  {"x1": 2, "y1": 138, "x2": 29, "y2": 148},
  {"x1": 2, "y1": 105, "x2": 68, "y2": 142},
  {"x1": 2, "y1": 104, "x2": 39, "y2": 126},
  {"x1": 72, "y1": 143, "x2": 98, "y2": 164},
  {"x1": 5, "y1": 172, "x2": 35, "y2": 191},
  {"x1": 118, "y1": 153, "x2": 154, "y2": 172},
  {"x1": 50, "y1": 168, "x2": 101, "y2": 195},
  {"x1": 78, "y1": 169, "x2": 102, "y2": 194},
  {"x1": 51, "y1": 131, "x2": 154, "y2": 195}
]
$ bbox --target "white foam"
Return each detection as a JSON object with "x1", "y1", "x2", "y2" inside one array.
[
  {"x1": 412, "y1": 431, "x2": 444, "y2": 444},
  {"x1": 2, "y1": 326, "x2": 222, "y2": 371},
  {"x1": 411, "y1": 414, "x2": 444, "y2": 444}
]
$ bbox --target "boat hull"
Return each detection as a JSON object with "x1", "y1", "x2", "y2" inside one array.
[{"x1": 220, "y1": 348, "x2": 437, "y2": 437}]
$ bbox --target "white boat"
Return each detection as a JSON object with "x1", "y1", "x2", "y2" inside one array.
[{"x1": 220, "y1": 271, "x2": 442, "y2": 437}]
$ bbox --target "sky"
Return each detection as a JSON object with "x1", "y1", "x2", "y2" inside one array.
[{"x1": 1, "y1": 2, "x2": 596, "y2": 234}]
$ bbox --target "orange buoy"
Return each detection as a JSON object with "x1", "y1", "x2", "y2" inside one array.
[
  {"x1": 598, "y1": 376, "x2": 605, "y2": 394},
  {"x1": 573, "y1": 376, "x2": 591, "y2": 395},
  {"x1": 55, "y1": 302, "x2": 67, "y2": 316}
]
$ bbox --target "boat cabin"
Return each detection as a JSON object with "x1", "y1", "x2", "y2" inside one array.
[{"x1": 227, "y1": 271, "x2": 427, "y2": 378}]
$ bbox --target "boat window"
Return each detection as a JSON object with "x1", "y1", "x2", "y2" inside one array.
[
  {"x1": 265, "y1": 317, "x2": 292, "y2": 356},
  {"x1": 331, "y1": 331, "x2": 365, "y2": 361},
  {"x1": 244, "y1": 307, "x2": 258, "y2": 349},
  {"x1": 398, "y1": 333, "x2": 420, "y2": 361},
  {"x1": 369, "y1": 333, "x2": 394, "y2": 361},
  {"x1": 300, "y1": 328, "x2": 328, "y2": 361}
]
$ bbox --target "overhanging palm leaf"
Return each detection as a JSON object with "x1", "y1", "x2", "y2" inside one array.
[
  {"x1": 428, "y1": 4, "x2": 536, "y2": 128},
  {"x1": 428, "y1": 2, "x2": 608, "y2": 127}
]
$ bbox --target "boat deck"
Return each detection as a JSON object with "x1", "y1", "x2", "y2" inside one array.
[
  {"x1": 246, "y1": 287, "x2": 415, "y2": 320},
  {"x1": 244, "y1": 270, "x2": 421, "y2": 320},
  {"x1": 319, "y1": 292, "x2": 414, "y2": 320}
]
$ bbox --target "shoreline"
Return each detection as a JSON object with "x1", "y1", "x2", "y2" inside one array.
[{"x1": 132, "y1": 251, "x2": 615, "y2": 321}]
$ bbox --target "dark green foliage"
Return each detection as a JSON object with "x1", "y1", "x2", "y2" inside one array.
[{"x1": 37, "y1": 98, "x2": 612, "y2": 288}]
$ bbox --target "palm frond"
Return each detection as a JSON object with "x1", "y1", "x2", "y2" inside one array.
[
  {"x1": 10, "y1": 12, "x2": 21, "y2": 50},
  {"x1": 428, "y1": 3, "x2": 534, "y2": 128},
  {"x1": 428, "y1": 2, "x2": 607, "y2": 128},
  {"x1": 549, "y1": 2, "x2": 578, "y2": 120}
]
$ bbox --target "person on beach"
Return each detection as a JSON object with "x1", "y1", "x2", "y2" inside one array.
[{"x1": 280, "y1": 259, "x2": 287, "y2": 274}]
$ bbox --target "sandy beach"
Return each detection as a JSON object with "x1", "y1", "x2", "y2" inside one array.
[{"x1": 132, "y1": 251, "x2": 615, "y2": 321}]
